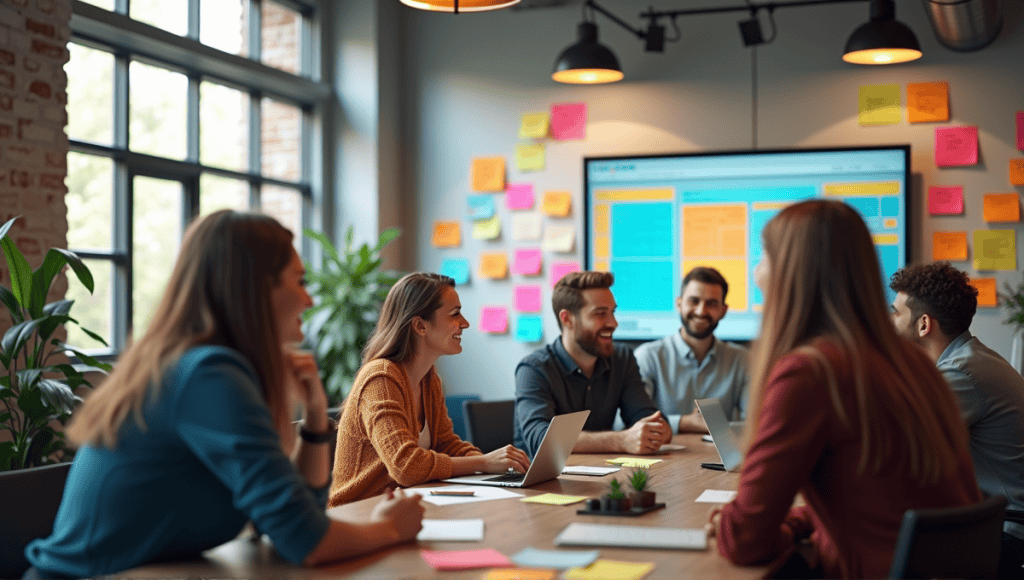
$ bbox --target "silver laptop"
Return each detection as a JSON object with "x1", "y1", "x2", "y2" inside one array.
[
  {"x1": 442, "y1": 410, "x2": 589, "y2": 488},
  {"x1": 695, "y1": 398, "x2": 744, "y2": 472}
]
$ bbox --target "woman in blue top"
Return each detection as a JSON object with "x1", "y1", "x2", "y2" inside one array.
[{"x1": 26, "y1": 210, "x2": 424, "y2": 578}]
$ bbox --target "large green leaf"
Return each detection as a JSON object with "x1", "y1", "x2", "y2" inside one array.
[
  {"x1": 0, "y1": 441, "x2": 15, "y2": 471},
  {"x1": 303, "y1": 228, "x2": 340, "y2": 265},
  {"x1": 0, "y1": 236, "x2": 34, "y2": 311},
  {"x1": 28, "y1": 249, "x2": 69, "y2": 318},
  {"x1": 37, "y1": 379, "x2": 80, "y2": 415},
  {"x1": 0, "y1": 284, "x2": 23, "y2": 326},
  {"x1": 375, "y1": 228, "x2": 400, "y2": 252},
  {"x1": 53, "y1": 247, "x2": 93, "y2": 293},
  {"x1": 2, "y1": 318, "x2": 44, "y2": 362}
]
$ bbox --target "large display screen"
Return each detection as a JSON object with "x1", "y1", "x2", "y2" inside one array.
[{"x1": 584, "y1": 146, "x2": 910, "y2": 342}]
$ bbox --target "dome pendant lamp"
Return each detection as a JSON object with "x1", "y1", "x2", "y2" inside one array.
[
  {"x1": 552, "y1": 22, "x2": 624, "y2": 84},
  {"x1": 843, "y1": 0, "x2": 922, "y2": 64},
  {"x1": 400, "y1": 0, "x2": 520, "y2": 14}
]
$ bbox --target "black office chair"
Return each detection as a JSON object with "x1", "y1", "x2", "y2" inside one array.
[
  {"x1": 462, "y1": 399, "x2": 515, "y2": 453},
  {"x1": 0, "y1": 462, "x2": 73, "y2": 579},
  {"x1": 888, "y1": 494, "x2": 1006, "y2": 579}
]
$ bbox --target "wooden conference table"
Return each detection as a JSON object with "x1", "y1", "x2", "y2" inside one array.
[{"x1": 121, "y1": 433, "x2": 766, "y2": 579}]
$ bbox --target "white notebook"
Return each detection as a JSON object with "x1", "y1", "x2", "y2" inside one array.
[{"x1": 554, "y1": 523, "x2": 708, "y2": 551}]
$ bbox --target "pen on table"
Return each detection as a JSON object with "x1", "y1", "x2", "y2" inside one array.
[{"x1": 430, "y1": 490, "x2": 475, "y2": 496}]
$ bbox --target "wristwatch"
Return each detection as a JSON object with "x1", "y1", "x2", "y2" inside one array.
[{"x1": 299, "y1": 419, "x2": 337, "y2": 444}]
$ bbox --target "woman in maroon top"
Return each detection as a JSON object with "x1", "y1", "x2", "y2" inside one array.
[{"x1": 712, "y1": 200, "x2": 980, "y2": 579}]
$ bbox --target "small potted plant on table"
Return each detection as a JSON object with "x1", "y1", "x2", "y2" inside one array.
[{"x1": 628, "y1": 467, "x2": 657, "y2": 508}]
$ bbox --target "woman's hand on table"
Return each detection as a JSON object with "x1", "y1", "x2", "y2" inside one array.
[
  {"x1": 481, "y1": 445, "x2": 531, "y2": 474},
  {"x1": 706, "y1": 506, "x2": 723, "y2": 538},
  {"x1": 371, "y1": 488, "x2": 425, "y2": 542}
]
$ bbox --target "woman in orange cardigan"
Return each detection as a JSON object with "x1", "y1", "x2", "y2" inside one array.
[{"x1": 329, "y1": 272, "x2": 531, "y2": 506}]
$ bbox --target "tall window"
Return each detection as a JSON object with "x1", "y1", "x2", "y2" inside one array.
[{"x1": 66, "y1": 0, "x2": 326, "y2": 353}]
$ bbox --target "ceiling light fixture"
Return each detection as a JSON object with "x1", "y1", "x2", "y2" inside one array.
[
  {"x1": 842, "y1": 0, "x2": 922, "y2": 64},
  {"x1": 400, "y1": 0, "x2": 520, "y2": 14}
]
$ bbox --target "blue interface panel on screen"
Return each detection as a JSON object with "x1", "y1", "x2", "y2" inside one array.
[{"x1": 583, "y1": 146, "x2": 910, "y2": 342}]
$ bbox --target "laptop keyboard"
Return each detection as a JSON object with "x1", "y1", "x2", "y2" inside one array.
[{"x1": 484, "y1": 472, "x2": 525, "y2": 483}]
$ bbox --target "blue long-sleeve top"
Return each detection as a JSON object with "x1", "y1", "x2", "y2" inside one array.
[{"x1": 26, "y1": 346, "x2": 331, "y2": 577}]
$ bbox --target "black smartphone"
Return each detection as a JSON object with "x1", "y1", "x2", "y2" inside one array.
[{"x1": 700, "y1": 462, "x2": 726, "y2": 471}]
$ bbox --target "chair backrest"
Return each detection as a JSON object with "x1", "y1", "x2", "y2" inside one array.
[
  {"x1": 462, "y1": 399, "x2": 515, "y2": 453},
  {"x1": 889, "y1": 494, "x2": 1006, "y2": 579},
  {"x1": 445, "y1": 394, "x2": 481, "y2": 442},
  {"x1": 0, "y1": 462, "x2": 73, "y2": 578}
]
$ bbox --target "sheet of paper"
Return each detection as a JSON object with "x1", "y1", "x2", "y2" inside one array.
[
  {"x1": 514, "y1": 284, "x2": 542, "y2": 312},
  {"x1": 516, "y1": 142, "x2": 546, "y2": 173},
  {"x1": 507, "y1": 183, "x2": 535, "y2": 210},
  {"x1": 417, "y1": 519, "x2": 485, "y2": 541},
  {"x1": 473, "y1": 215, "x2": 502, "y2": 240},
  {"x1": 543, "y1": 190, "x2": 572, "y2": 217},
  {"x1": 1010, "y1": 159, "x2": 1024, "y2": 186},
  {"x1": 858, "y1": 84, "x2": 901, "y2": 126},
  {"x1": 440, "y1": 258, "x2": 470, "y2": 285},
  {"x1": 521, "y1": 493, "x2": 587, "y2": 505},
  {"x1": 485, "y1": 569, "x2": 557, "y2": 580},
  {"x1": 511, "y1": 547, "x2": 600, "y2": 570},
  {"x1": 519, "y1": 112, "x2": 550, "y2": 139},
  {"x1": 472, "y1": 157, "x2": 506, "y2": 192},
  {"x1": 433, "y1": 221, "x2": 461, "y2": 248},
  {"x1": 973, "y1": 230, "x2": 1016, "y2": 271},
  {"x1": 512, "y1": 213, "x2": 543, "y2": 241},
  {"x1": 1017, "y1": 111, "x2": 1024, "y2": 151},
  {"x1": 543, "y1": 224, "x2": 575, "y2": 253},
  {"x1": 421, "y1": 548, "x2": 511, "y2": 571},
  {"x1": 928, "y1": 185, "x2": 964, "y2": 215},
  {"x1": 605, "y1": 457, "x2": 663, "y2": 468},
  {"x1": 935, "y1": 126, "x2": 978, "y2": 167},
  {"x1": 550, "y1": 261, "x2": 581, "y2": 287},
  {"x1": 907, "y1": 81, "x2": 949, "y2": 123},
  {"x1": 513, "y1": 248, "x2": 543, "y2": 276},
  {"x1": 983, "y1": 193, "x2": 1020, "y2": 222},
  {"x1": 562, "y1": 465, "x2": 620, "y2": 476},
  {"x1": 564, "y1": 559, "x2": 655, "y2": 580},
  {"x1": 514, "y1": 315, "x2": 544, "y2": 343},
  {"x1": 695, "y1": 489, "x2": 738, "y2": 503},
  {"x1": 932, "y1": 232, "x2": 968, "y2": 262},
  {"x1": 658, "y1": 443, "x2": 686, "y2": 452},
  {"x1": 551, "y1": 102, "x2": 587, "y2": 140},
  {"x1": 480, "y1": 306, "x2": 510, "y2": 333},
  {"x1": 969, "y1": 278, "x2": 998, "y2": 307},
  {"x1": 468, "y1": 194, "x2": 496, "y2": 220},
  {"x1": 480, "y1": 252, "x2": 508, "y2": 279},
  {"x1": 409, "y1": 485, "x2": 524, "y2": 506}
]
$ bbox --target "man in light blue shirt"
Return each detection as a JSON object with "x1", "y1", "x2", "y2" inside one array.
[
  {"x1": 891, "y1": 262, "x2": 1024, "y2": 579},
  {"x1": 634, "y1": 267, "x2": 749, "y2": 434}
]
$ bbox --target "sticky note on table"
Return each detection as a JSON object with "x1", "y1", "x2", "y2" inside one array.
[
  {"x1": 468, "y1": 194, "x2": 496, "y2": 220},
  {"x1": 440, "y1": 258, "x2": 470, "y2": 285},
  {"x1": 564, "y1": 559, "x2": 655, "y2": 580},
  {"x1": 932, "y1": 232, "x2": 968, "y2": 261},
  {"x1": 1017, "y1": 111, "x2": 1024, "y2": 151},
  {"x1": 983, "y1": 193, "x2": 1020, "y2": 222},
  {"x1": 969, "y1": 277, "x2": 998, "y2": 307},
  {"x1": 485, "y1": 569, "x2": 556, "y2": 580},
  {"x1": 472, "y1": 157, "x2": 506, "y2": 192},
  {"x1": 515, "y1": 315, "x2": 544, "y2": 343},
  {"x1": 513, "y1": 248, "x2": 543, "y2": 275},
  {"x1": 519, "y1": 112, "x2": 550, "y2": 139},
  {"x1": 907, "y1": 81, "x2": 949, "y2": 123},
  {"x1": 858, "y1": 84, "x2": 901, "y2": 126},
  {"x1": 512, "y1": 213, "x2": 543, "y2": 241},
  {"x1": 507, "y1": 183, "x2": 535, "y2": 210},
  {"x1": 550, "y1": 261, "x2": 581, "y2": 287},
  {"x1": 480, "y1": 307, "x2": 509, "y2": 333},
  {"x1": 973, "y1": 230, "x2": 1016, "y2": 271},
  {"x1": 543, "y1": 190, "x2": 572, "y2": 217},
  {"x1": 421, "y1": 548, "x2": 511, "y2": 571},
  {"x1": 928, "y1": 185, "x2": 964, "y2": 215},
  {"x1": 543, "y1": 224, "x2": 575, "y2": 253},
  {"x1": 417, "y1": 519, "x2": 485, "y2": 542},
  {"x1": 522, "y1": 493, "x2": 587, "y2": 505},
  {"x1": 511, "y1": 547, "x2": 600, "y2": 570},
  {"x1": 935, "y1": 126, "x2": 979, "y2": 167},
  {"x1": 606, "y1": 457, "x2": 663, "y2": 468},
  {"x1": 551, "y1": 102, "x2": 587, "y2": 140},
  {"x1": 695, "y1": 489, "x2": 738, "y2": 503},
  {"x1": 516, "y1": 143, "x2": 545, "y2": 172},
  {"x1": 514, "y1": 284, "x2": 543, "y2": 312},
  {"x1": 480, "y1": 252, "x2": 508, "y2": 279},
  {"x1": 433, "y1": 221, "x2": 460, "y2": 247},
  {"x1": 473, "y1": 215, "x2": 502, "y2": 240},
  {"x1": 1010, "y1": 159, "x2": 1024, "y2": 186}
]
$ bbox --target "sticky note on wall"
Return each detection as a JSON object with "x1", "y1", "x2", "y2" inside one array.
[
  {"x1": 514, "y1": 315, "x2": 544, "y2": 343},
  {"x1": 932, "y1": 232, "x2": 968, "y2": 261},
  {"x1": 467, "y1": 194, "x2": 496, "y2": 220},
  {"x1": 973, "y1": 230, "x2": 1016, "y2": 271},
  {"x1": 433, "y1": 221, "x2": 461, "y2": 247},
  {"x1": 1010, "y1": 160, "x2": 1024, "y2": 186},
  {"x1": 519, "y1": 112, "x2": 550, "y2": 139},
  {"x1": 858, "y1": 84, "x2": 901, "y2": 126},
  {"x1": 542, "y1": 191, "x2": 572, "y2": 217},
  {"x1": 550, "y1": 261, "x2": 581, "y2": 287},
  {"x1": 550, "y1": 102, "x2": 586, "y2": 140},
  {"x1": 516, "y1": 143, "x2": 545, "y2": 173},
  {"x1": 479, "y1": 307, "x2": 509, "y2": 333},
  {"x1": 983, "y1": 193, "x2": 1020, "y2": 222},
  {"x1": 479, "y1": 252, "x2": 508, "y2": 279},
  {"x1": 511, "y1": 214, "x2": 543, "y2": 241},
  {"x1": 968, "y1": 278, "x2": 998, "y2": 307},
  {"x1": 935, "y1": 126, "x2": 979, "y2": 167},
  {"x1": 542, "y1": 225, "x2": 575, "y2": 253},
  {"x1": 514, "y1": 285, "x2": 543, "y2": 312},
  {"x1": 907, "y1": 82, "x2": 949, "y2": 123},
  {"x1": 512, "y1": 248, "x2": 543, "y2": 275},
  {"x1": 472, "y1": 157, "x2": 505, "y2": 192},
  {"x1": 473, "y1": 215, "x2": 502, "y2": 240},
  {"x1": 440, "y1": 258, "x2": 470, "y2": 285},
  {"x1": 1017, "y1": 111, "x2": 1024, "y2": 151},
  {"x1": 506, "y1": 183, "x2": 535, "y2": 210},
  {"x1": 928, "y1": 186, "x2": 964, "y2": 215}
]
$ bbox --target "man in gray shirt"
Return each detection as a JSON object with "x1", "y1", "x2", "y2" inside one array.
[
  {"x1": 634, "y1": 267, "x2": 749, "y2": 433},
  {"x1": 891, "y1": 262, "x2": 1024, "y2": 578}
]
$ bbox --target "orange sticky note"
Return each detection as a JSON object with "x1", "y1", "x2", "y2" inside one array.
[
  {"x1": 472, "y1": 157, "x2": 505, "y2": 192},
  {"x1": 983, "y1": 193, "x2": 1020, "y2": 222},
  {"x1": 542, "y1": 190, "x2": 572, "y2": 217},
  {"x1": 485, "y1": 568, "x2": 556, "y2": 580},
  {"x1": 907, "y1": 82, "x2": 949, "y2": 123},
  {"x1": 479, "y1": 252, "x2": 508, "y2": 279},
  {"x1": 1010, "y1": 159, "x2": 1024, "y2": 186},
  {"x1": 968, "y1": 278, "x2": 998, "y2": 307},
  {"x1": 932, "y1": 232, "x2": 968, "y2": 261},
  {"x1": 432, "y1": 221, "x2": 460, "y2": 248}
]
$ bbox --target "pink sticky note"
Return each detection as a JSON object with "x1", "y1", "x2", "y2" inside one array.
[
  {"x1": 935, "y1": 126, "x2": 979, "y2": 167},
  {"x1": 479, "y1": 307, "x2": 509, "y2": 333},
  {"x1": 1017, "y1": 111, "x2": 1024, "y2": 151},
  {"x1": 514, "y1": 285, "x2": 543, "y2": 312},
  {"x1": 550, "y1": 261, "x2": 581, "y2": 287},
  {"x1": 928, "y1": 185, "x2": 964, "y2": 215},
  {"x1": 550, "y1": 102, "x2": 586, "y2": 141},
  {"x1": 506, "y1": 183, "x2": 535, "y2": 210},
  {"x1": 420, "y1": 549, "x2": 512, "y2": 571},
  {"x1": 513, "y1": 248, "x2": 543, "y2": 275}
]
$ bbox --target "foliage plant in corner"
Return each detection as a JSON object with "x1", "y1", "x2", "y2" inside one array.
[
  {"x1": 0, "y1": 217, "x2": 112, "y2": 471},
  {"x1": 302, "y1": 226, "x2": 401, "y2": 406},
  {"x1": 1001, "y1": 276, "x2": 1024, "y2": 333}
]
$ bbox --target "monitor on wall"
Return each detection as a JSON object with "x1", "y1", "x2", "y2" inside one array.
[{"x1": 583, "y1": 145, "x2": 911, "y2": 342}]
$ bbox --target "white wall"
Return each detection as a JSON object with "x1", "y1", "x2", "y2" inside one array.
[{"x1": 396, "y1": 0, "x2": 1024, "y2": 399}]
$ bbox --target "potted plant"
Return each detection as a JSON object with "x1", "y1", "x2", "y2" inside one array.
[
  {"x1": 627, "y1": 466, "x2": 657, "y2": 508},
  {"x1": 302, "y1": 226, "x2": 401, "y2": 406},
  {"x1": 602, "y1": 478, "x2": 631, "y2": 512},
  {"x1": 1001, "y1": 276, "x2": 1024, "y2": 374}
]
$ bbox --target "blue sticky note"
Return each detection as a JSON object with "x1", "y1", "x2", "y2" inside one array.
[
  {"x1": 514, "y1": 315, "x2": 543, "y2": 343},
  {"x1": 510, "y1": 546, "x2": 599, "y2": 569},
  {"x1": 467, "y1": 194, "x2": 496, "y2": 220},
  {"x1": 440, "y1": 259, "x2": 470, "y2": 285}
]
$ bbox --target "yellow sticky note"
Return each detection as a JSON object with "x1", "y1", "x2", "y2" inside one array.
[
  {"x1": 542, "y1": 225, "x2": 575, "y2": 253},
  {"x1": 472, "y1": 157, "x2": 506, "y2": 192},
  {"x1": 473, "y1": 215, "x2": 502, "y2": 240},
  {"x1": 564, "y1": 559, "x2": 655, "y2": 580},
  {"x1": 1010, "y1": 159, "x2": 1024, "y2": 186},
  {"x1": 485, "y1": 569, "x2": 557, "y2": 580},
  {"x1": 521, "y1": 493, "x2": 587, "y2": 506},
  {"x1": 519, "y1": 112, "x2": 550, "y2": 139},
  {"x1": 932, "y1": 232, "x2": 968, "y2": 262},
  {"x1": 543, "y1": 190, "x2": 572, "y2": 217},
  {"x1": 983, "y1": 193, "x2": 1020, "y2": 222},
  {"x1": 479, "y1": 252, "x2": 508, "y2": 279},
  {"x1": 432, "y1": 221, "x2": 460, "y2": 248},
  {"x1": 606, "y1": 458, "x2": 663, "y2": 468},
  {"x1": 969, "y1": 278, "x2": 998, "y2": 307},
  {"x1": 907, "y1": 81, "x2": 949, "y2": 123},
  {"x1": 973, "y1": 230, "x2": 1016, "y2": 271},
  {"x1": 858, "y1": 84, "x2": 901, "y2": 126},
  {"x1": 516, "y1": 142, "x2": 546, "y2": 173}
]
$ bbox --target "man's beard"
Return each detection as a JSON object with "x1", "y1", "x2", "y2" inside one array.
[
  {"x1": 575, "y1": 326, "x2": 615, "y2": 358},
  {"x1": 681, "y1": 314, "x2": 718, "y2": 340}
]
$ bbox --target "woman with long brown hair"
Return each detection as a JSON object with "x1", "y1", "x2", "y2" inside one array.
[
  {"x1": 26, "y1": 211, "x2": 423, "y2": 578},
  {"x1": 712, "y1": 200, "x2": 979, "y2": 578},
  {"x1": 329, "y1": 272, "x2": 530, "y2": 506}
]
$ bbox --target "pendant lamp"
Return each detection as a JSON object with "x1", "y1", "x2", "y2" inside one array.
[
  {"x1": 400, "y1": 0, "x2": 520, "y2": 13},
  {"x1": 843, "y1": 0, "x2": 922, "y2": 64},
  {"x1": 552, "y1": 22, "x2": 624, "y2": 84}
]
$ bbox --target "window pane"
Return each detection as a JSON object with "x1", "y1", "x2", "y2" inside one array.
[
  {"x1": 201, "y1": 0, "x2": 246, "y2": 55},
  {"x1": 129, "y1": 61, "x2": 187, "y2": 160},
  {"x1": 261, "y1": 97, "x2": 300, "y2": 180},
  {"x1": 261, "y1": 184, "x2": 302, "y2": 250},
  {"x1": 65, "y1": 259, "x2": 113, "y2": 350},
  {"x1": 261, "y1": 0, "x2": 300, "y2": 75},
  {"x1": 200, "y1": 173, "x2": 249, "y2": 215},
  {"x1": 130, "y1": 0, "x2": 187, "y2": 36},
  {"x1": 67, "y1": 44, "x2": 114, "y2": 145},
  {"x1": 200, "y1": 81, "x2": 248, "y2": 171},
  {"x1": 133, "y1": 176, "x2": 182, "y2": 337},
  {"x1": 66, "y1": 152, "x2": 114, "y2": 251}
]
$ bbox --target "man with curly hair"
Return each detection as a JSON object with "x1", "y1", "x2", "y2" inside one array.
[{"x1": 890, "y1": 261, "x2": 1024, "y2": 578}]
